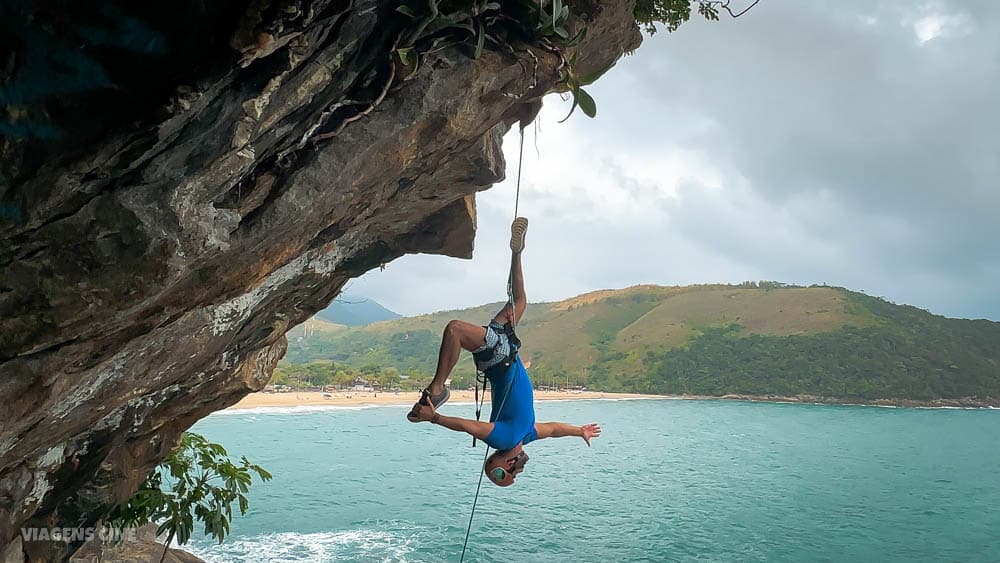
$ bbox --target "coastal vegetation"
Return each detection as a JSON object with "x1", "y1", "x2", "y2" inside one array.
[
  {"x1": 282, "y1": 284, "x2": 1000, "y2": 404},
  {"x1": 271, "y1": 361, "x2": 414, "y2": 391},
  {"x1": 106, "y1": 433, "x2": 271, "y2": 556}
]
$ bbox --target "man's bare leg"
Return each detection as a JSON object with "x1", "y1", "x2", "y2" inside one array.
[
  {"x1": 408, "y1": 320, "x2": 485, "y2": 420},
  {"x1": 413, "y1": 218, "x2": 527, "y2": 417},
  {"x1": 426, "y1": 320, "x2": 487, "y2": 396}
]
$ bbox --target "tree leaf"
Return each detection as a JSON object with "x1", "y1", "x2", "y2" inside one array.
[
  {"x1": 557, "y1": 4, "x2": 569, "y2": 24},
  {"x1": 576, "y1": 88, "x2": 597, "y2": 118},
  {"x1": 396, "y1": 47, "x2": 414, "y2": 65}
]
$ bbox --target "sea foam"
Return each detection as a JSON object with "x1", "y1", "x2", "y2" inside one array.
[{"x1": 186, "y1": 527, "x2": 420, "y2": 562}]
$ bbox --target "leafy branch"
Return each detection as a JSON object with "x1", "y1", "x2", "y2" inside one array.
[
  {"x1": 634, "y1": 0, "x2": 760, "y2": 35},
  {"x1": 105, "y1": 432, "x2": 271, "y2": 561}
]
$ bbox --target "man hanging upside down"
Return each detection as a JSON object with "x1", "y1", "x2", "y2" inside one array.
[{"x1": 407, "y1": 217, "x2": 602, "y2": 487}]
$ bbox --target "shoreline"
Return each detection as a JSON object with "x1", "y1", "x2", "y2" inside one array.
[
  {"x1": 227, "y1": 390, "x2": 998, "y2": 410},
  {"x1": 228, "y1": 389, "x2": 662, "y2": 410},
  {"x1": 703, "y1": 393, "x2": 999, "y2": 409}
]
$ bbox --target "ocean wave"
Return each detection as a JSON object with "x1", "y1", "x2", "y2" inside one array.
[{"x1": 186, "y1": 528, "x2": 420, "y2": 562}]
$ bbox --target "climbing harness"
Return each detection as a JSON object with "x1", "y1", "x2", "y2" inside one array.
[
  {"x1": 459, "y1": 124, "x2": 527, "y2": 563},
  {"x1": 471, "y1": 322, "x2": 521, "y2": 446}
]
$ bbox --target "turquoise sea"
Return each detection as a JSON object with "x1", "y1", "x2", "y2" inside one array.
[{"x1": 185, "y1": 399, "x2": 1000, "y2": 562}]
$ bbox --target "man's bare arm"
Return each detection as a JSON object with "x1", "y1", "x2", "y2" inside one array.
[
  {"x1": 535, "y1": 422, "x2": 581, "y2": 439},
  {"x1": 411, "y1": 397, "x2": 494, "y2": 439},
  {"x1": 508, "y1": 252, "x2": 526, "y2": 323},
  {"x1": 534, "y1": 422, "x2": 602, "y2": 446},
  {"x1": 493, "y1": 252, "x2": 526, "y2": 325},
  {"x1": 432, "y1": 414, "x2": 495, "y2": 441}
]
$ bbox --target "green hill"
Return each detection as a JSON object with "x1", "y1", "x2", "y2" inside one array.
[{"x1": 281, "y1": 283, "x2": 1000, "y2": 404}]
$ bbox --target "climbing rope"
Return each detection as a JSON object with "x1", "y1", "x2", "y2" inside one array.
[
  {"x1": 460, "y1": 373, "x2": 514, "y2": 562},
  {"x1": 513, "y1": 119, "x2": 524, "y2": 219},
  {"x1": 459, "y1": 124, "x2": 526, "y2": 562}
]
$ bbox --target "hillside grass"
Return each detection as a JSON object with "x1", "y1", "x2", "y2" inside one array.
[{"x1": 280, "y1": 283, "x2": 1000, "y2": 401}]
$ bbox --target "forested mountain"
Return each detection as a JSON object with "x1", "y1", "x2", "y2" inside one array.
[{"x1": 282, "y1": 284, "x2": 1000, "y2": 404}]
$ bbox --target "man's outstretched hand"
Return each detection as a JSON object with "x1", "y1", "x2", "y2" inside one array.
[{"x1": 581, "y1": 423, "x2": 602, "y2": 446}]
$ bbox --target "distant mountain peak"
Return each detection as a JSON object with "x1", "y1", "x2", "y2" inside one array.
[{"x1": 315, "y1": 295, "x2": 401, "y2": 326}]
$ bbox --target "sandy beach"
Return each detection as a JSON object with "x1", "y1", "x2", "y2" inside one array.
[
  {"x1": 229, "y1": 389, "x2": 664, "y2": 410},
  {"x1": 227, "y1": 390, "x2": 998, "y2": 410}
]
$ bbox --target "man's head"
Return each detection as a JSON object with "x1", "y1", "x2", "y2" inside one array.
[{"x1": 484, "y1": 444, "x2": 529, "y2": 487}]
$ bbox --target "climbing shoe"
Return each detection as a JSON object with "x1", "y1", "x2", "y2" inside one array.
[
  {"x1": 510, "y1": 217, "x2": 529, "y2": 253},
  {"x1": 406, "y1": 387, "x2": 450, "y2": 422}
]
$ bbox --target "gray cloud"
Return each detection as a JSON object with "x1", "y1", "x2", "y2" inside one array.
[{"x1": 353, "y1": 0, "x2": 1000, "y2": 321}]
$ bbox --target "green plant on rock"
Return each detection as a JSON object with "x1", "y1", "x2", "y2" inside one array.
[
  {"x1": 295, "y1": 0, "x2": 757, "y2": 150},
  {"x1": 552, "y1": 50, "x2": 614, "y2": 120},
  {"x1": 106, "y1": 432, "x2": 271, "y2": 561},
  {"x1": 396, "y1": 0, "x2": 509, "y2": 62},
  {"x1": 394, "y1": 0, "x2": 757, "y2": 123},
  {"x1": 555, "y1": 0, "x2": 759, "y2": 119}
]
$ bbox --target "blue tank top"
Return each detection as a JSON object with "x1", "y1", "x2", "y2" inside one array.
[{"x1": 484, "y1": 356, "x2": 537, "y2": 451}]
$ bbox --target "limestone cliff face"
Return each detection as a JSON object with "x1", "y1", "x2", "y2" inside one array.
[{"x1": 0, "y1": 1, "x2": 639, "y2": 560}]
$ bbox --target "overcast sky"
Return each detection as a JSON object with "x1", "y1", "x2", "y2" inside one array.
[{"x1": 351, "y1": 0, "x2": 1000, "y2": 321}]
